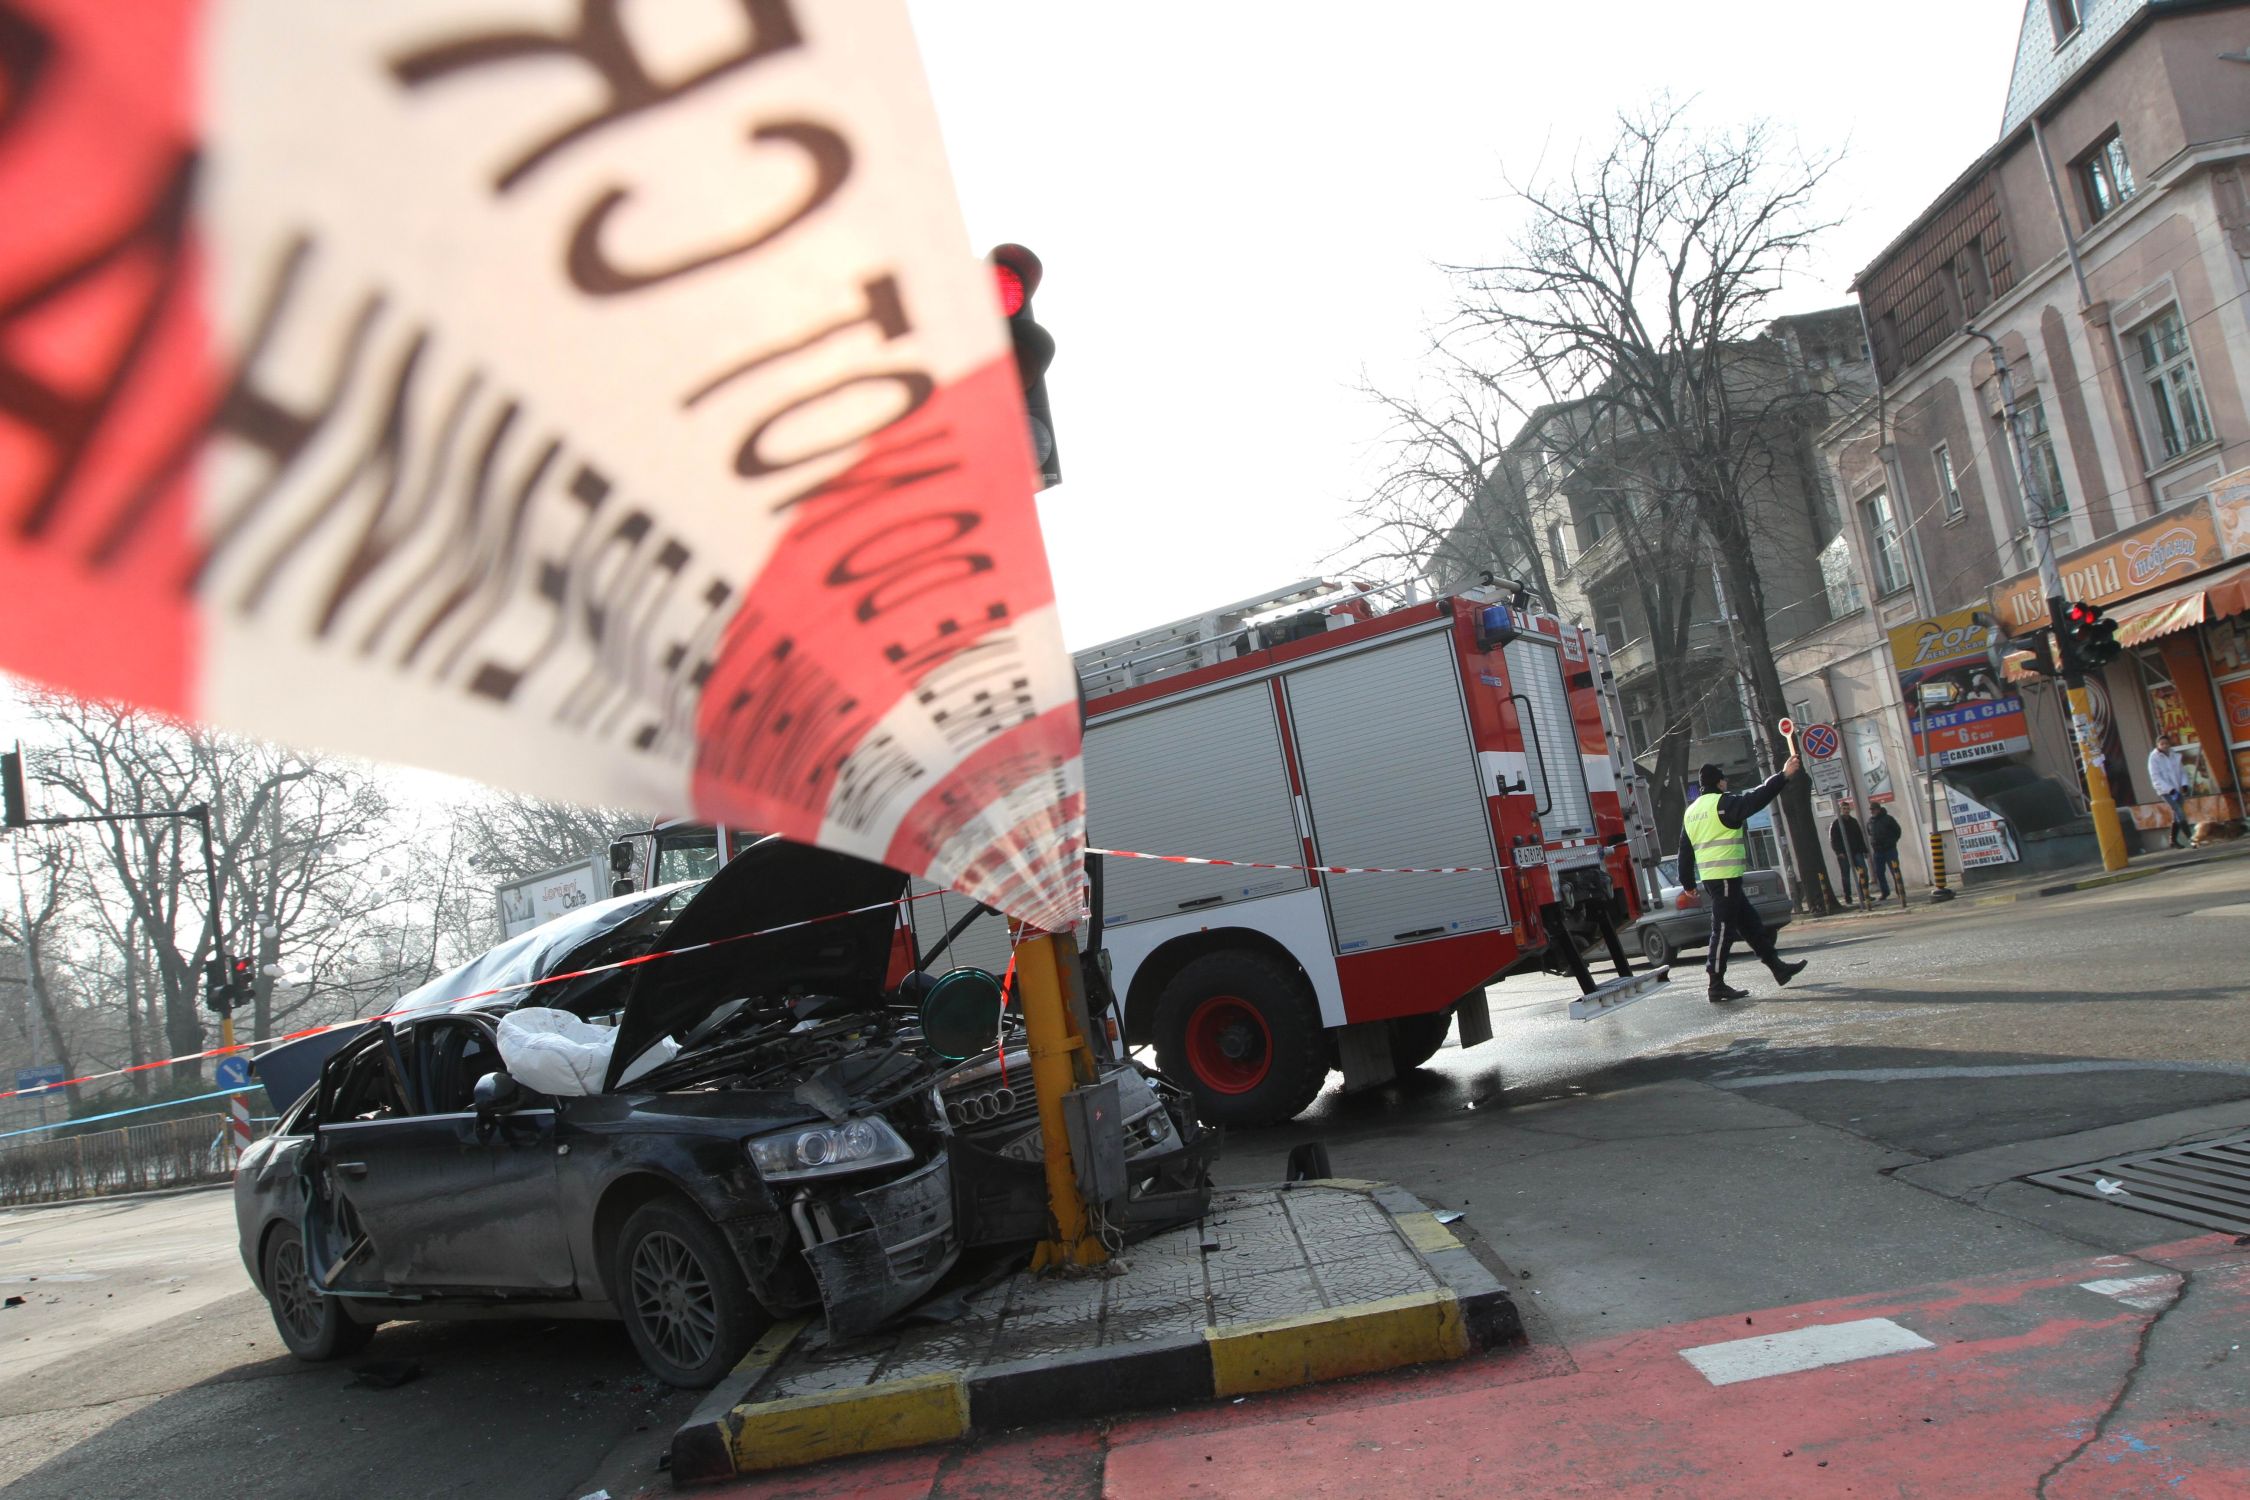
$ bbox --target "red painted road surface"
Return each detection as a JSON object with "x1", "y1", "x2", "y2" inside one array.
[{"x1": 691, "y1": 1235, "x2": 2250, "y2": 1499}]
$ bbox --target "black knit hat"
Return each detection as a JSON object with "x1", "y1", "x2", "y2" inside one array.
[{"x1": 1699, "y1": 763, "x2": 1728, "y2": 792}]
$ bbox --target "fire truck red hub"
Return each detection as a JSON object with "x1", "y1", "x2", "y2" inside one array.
[{"x1": 1183, "y1": 995, "x2": 1273, "y2": 1093}]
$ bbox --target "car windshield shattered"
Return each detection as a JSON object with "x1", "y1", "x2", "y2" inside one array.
[{"x1": 237, "y1": 837, "x2": 1213, "y2": 1388}]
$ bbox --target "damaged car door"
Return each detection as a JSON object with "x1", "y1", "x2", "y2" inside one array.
[{"x1": 311, "y1": 1019, "x2": 574, "y2": 1293}]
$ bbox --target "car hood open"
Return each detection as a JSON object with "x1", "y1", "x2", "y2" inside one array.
[{"x1": 603, "y1": 837, "x2": 908, "y2": 1090}]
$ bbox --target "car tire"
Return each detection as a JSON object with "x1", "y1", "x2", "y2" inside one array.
[
  {"x1": 1155, "y1": 951, "x2": 1329, "y2": 1128},
  {"x1": 261, "y1": 1222, "x2": 376, "y2": 1362},
  {"x1": 615, "y1": 1196, "x2": 767, "y2": 1389},
  {"x1": 1640, "y1": 927, "x2": 1673, "y2": 968},
  {"x1": 1388, "y1": 1010, "x2": 1452, "y2": 1071}
]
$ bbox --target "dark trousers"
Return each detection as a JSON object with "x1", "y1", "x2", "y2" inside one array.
[
  {"x1": 1836, "y1": 852, "x2": 1866, "y2": 902},
  {"x1": 1703, "y1": 877, "x2": 1780, "y2": 978},
  {"x1": 1871, "y1": 848, "x2": 1900, "y2": 899}
]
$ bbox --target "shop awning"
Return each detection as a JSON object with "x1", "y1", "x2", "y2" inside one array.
[
  {"x1": 2112, "y1": 557, "x2": 2250, "y2": 647},
  {"x1": 2114, "y1": 587, "x2": 2205, "y2": 648}
]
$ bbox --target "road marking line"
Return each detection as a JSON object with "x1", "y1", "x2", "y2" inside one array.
[
  {"x1": 2078, "y1": 1275, "x2": 2176, "y2": 1311},
  {"x1": 1719, "y1": 1060, "x2": 2250, "y2": 1089},
  {"x1": 1678, "y1": 1317, "x2": 1935, "y2": 1386}
]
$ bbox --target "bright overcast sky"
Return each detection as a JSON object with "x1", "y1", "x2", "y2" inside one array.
[{"x1": 909, "y1": 1, "x2": 2029, "y2": 649}]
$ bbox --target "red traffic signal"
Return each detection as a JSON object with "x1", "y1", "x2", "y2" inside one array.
[
  {"x1": 987, "y1": 244, "x2": 1058, "y2": 489},
  {"x1": 2060, "y1": 599, "x2": 2122, "y2": 671},
  {"x1": 992, "y1": 247, "x2": 1039, "y2": 317}
]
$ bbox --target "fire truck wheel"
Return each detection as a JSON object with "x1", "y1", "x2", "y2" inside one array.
[
  {"x1": 1388, "y1": 1010, "x2": 1452, "y2": 1071},
  {"x1": 1155, "y1": 952, "x2": 1328, "y2": 1127}
]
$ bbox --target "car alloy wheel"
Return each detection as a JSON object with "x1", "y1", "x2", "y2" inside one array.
[
  {"x1": 629, "y1": 1229, "x2": 720, "y2": 1376},
  {"x1": 270, "y1": 1236, "x2": 323, "y2": 1345}
]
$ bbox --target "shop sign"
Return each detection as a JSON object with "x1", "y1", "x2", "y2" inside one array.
[
  {"x1": 2219, "y1": 676, "x2": 2250, "y2": 744},
  {"x1": 1944, "y1": 784, "x2": 2019, "y2": 869},
  {"x1": 1991, "y1": 497, "x2": 2227, "y2": 633},
  {"x1": 1888, "y1": 607, "x2": 1997, "y2": 688},
  {"x1": 1912, "y1": 695, "x2": 2033, "y2": 770}
]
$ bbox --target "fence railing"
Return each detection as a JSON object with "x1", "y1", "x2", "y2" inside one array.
[{"x1": 0, "y1": 1112, "x2": 269, "y2": 1206}]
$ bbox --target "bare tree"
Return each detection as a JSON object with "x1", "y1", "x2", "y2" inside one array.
[
  {"x1": 1447, "y1": 100, "x2": 1846, "y2": 907},
  {"x1": 454, "y1": 790, "x2": 645, "y2": 885},
  {"x1": 0, "y1": 838, "x2": 82, "y2": 1104},
  {"x1": 1348, "y1": 353, "x2": 1554, "y2": 606}
]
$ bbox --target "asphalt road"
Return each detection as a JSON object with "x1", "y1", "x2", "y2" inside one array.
[
  {"x1": 1219, "y1": 850, "x2": 2250, "y2": 1345},
  {"x1": 4, "y1": 852, "x2": 2247, "y2": 1499}
]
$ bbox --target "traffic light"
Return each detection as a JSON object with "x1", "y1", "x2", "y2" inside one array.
[
  {"x1": 989, "y1": 243, "x2": 1059, "y2": 489},
  {"x1": 1, "y1": 751, "x2": 24, "y2": 829},
  {"x1": 2066, "y1": 599, "x2": 2121, "y2": 670},
  {"x1": 230, "y1": 956, "x2": 256, "y2": 1006},
  {"x1": 204, "y1": 957, "x2": 233, "y2": 1016}
]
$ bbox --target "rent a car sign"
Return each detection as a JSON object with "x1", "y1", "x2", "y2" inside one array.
[
  {"x1": 1914, "y1": 696, "x2": 2033, "y2": 770},
  {"x1": 0, "y1": 1, "x2": 1086, "y2": 930}
]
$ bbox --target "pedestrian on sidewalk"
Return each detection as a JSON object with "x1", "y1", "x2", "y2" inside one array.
[
  {"x1": 1828, "y1": 799, "x2": 1869, "y2": 905},
  {"x1": 1678, "y1": 758, "x2": 1809, "y2": 1003},
  {"x1": 1869, "y1": 803, "x2": 1905, "y2": 904},
  {"x1": 2148, "y1": 733, "x2": 2191, "y2": 848}
]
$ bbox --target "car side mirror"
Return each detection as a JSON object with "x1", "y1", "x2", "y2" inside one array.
[{"x1": 473, "y1": 1070, "x2": 521, "y2": 1139}]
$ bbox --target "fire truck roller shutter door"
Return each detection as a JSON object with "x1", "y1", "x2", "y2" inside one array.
[
  {"x1": 1085, "y1": 684, "x2": 1308, "y2": 926},
  {"x1": 1284, "y1": 632, "x2": 1509, "y2": 954}
]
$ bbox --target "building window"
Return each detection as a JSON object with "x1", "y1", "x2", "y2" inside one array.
[
  {"x1": 1818, "y1": 531, "x2": 1864, "y2": 619},
  {"x1": 1547, "y1": 521, "x2": 1573, "y2": 572},
  {"x1": 1697, "y1": 688, "x2": 1745, "y2": 736},
  {"x1": 1932, "y1": 442, "x2": 1963, "y2": 521},
  {"x1": 1627, "y1": 715, "x2": 1652, "y2": 754},
  {"x1": 2078, "y1": 131, "x2": 2135, "y2": 224},
  {"x1": 1859, "y1": 490, "x2": 1909, "y2": 597},
  {"x1": 2047, "y1": 0, "x2": 2080, "y2": 41},
  {"x1": 1597, "y1": 600, "x2": 1629, "y2": 649},
  {"x1": 2132, "y1": 308, "x2": 2216, "y2": 462},
  {"x1": 1948, "y1": 239, "x2": 1991, "y2": 319},
  {"x1": 2014, "y1": 393, "x2": 2069, "y2": 518}
]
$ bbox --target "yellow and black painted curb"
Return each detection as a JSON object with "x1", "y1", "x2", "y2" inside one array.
[{"x1": 668, "y1": 1182, "x2": 1514, "y2": 1485}]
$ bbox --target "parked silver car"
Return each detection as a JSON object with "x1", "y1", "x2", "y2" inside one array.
[{"x1": 1630, "y1": 859, "x2": 1792, "y2": 968}]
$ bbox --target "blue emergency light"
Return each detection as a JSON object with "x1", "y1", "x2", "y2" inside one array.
[{"x1": 1477, "y1": 604, "x2": 1520, "y2": 651}]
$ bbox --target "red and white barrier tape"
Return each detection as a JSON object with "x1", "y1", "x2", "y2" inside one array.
[
  {"x1": 6, "y1": 844, "x2": 1606, "y2": 1105},
  {"x1": 0, "y1": 889, "x2": 956, "y2": 1104},
  {"x1": 1088, "y1": 846, "x2": 1511, "y2": 877}
]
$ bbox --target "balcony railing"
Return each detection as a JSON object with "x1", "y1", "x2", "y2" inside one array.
[{"x1": 1608, "y1": 620, "x2": 1732, "y2": 686}]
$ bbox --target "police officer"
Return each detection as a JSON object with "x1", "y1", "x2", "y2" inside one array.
[{"x1": 1678, "y1": 758, "x2": 1809, "y2": 1002}]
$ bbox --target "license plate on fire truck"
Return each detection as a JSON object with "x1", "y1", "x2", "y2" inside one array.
[{"x1": 1513, "y1": 845, "x2": 1548, "y2": 867}]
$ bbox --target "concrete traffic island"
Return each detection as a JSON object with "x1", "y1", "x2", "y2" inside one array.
[{"x1": 668, "y1": 1180, "x2": 1517, "y2": 1485}]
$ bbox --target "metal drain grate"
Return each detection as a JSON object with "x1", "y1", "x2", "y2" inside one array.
[{"x1": 2026, "y1": 1130, "x2": 2250, "y2": 1237}]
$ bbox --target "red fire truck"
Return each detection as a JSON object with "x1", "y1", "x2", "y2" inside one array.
[
  {"x1": 1069, "y1": 579, "x2": 1663, "y2": 1126},
  {"x1": 601, "y1": 580, "x2": 1664, "y2": 1128}
]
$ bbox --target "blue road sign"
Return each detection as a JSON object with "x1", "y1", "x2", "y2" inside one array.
[
  {"x1": 14, "y1": 1065, "x2": 65, "y2": 1093},
  {"x1": 215, "y1": 1056, "x2": 251, "y2": 1090}
]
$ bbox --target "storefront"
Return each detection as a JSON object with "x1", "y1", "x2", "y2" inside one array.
[{"x1": 1989, "y1": 472, "x2": 2250, "y2": 842}]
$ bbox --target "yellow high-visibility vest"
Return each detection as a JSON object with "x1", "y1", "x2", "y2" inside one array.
[{"x1": 1684, "y1": 792, "x2": 1748, "y2": 882}]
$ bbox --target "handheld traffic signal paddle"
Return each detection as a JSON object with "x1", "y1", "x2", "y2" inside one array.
[{"x1": 989, "y1": 244, "x2": 1059, "y2": 489}]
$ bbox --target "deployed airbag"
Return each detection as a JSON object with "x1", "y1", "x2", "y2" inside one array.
[{"x1": 498, "y1": 1008, "x2": 677, "y2": 1096}]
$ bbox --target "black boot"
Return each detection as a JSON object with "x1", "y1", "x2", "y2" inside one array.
[
  {"x1": 1769, "y1": 959, "x2": 1808, "y2": 987},
  {"x1": 1708, "y1": 978, "x2": 1750, "y2": 1003}
]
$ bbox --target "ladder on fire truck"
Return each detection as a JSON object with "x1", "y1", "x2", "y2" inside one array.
[{"x1": 1072, "y1": 578, "x2": 1381, "y2": 696}]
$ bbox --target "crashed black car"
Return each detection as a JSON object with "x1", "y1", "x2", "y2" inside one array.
[{"x1": 234, "y1": 839, "x2": 1209, "y2": 1387}]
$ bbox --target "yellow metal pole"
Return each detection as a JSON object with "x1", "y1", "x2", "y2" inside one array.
[
  {"x1": 2065, "y1": 682, "x2": 2131, "y2": 872},
  {"x1": 219, "y1": 1006, "x2": 239, "y2": 1167},
  {"x1": 1010, "y1": 927, "x2": 1108, "y2": 1269}
]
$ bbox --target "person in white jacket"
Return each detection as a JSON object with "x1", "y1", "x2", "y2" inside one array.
[{"x1": 2148, "y1": 734, "x2": 2191, "y2": 848}]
